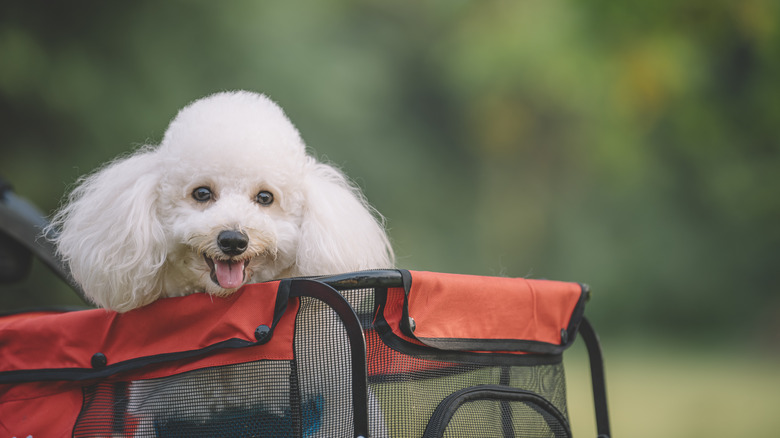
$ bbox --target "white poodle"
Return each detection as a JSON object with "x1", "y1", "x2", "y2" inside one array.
[
  {"x1": 51, "y1": 90, "x2": 394, "y2": 311},
  {"x1": 49, "y1": 91, "x2": 393, "y2": 436}
]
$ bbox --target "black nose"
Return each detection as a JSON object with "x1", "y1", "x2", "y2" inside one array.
[{"x1": 217, "y1": 230, "x2": 249, "y2": 256}]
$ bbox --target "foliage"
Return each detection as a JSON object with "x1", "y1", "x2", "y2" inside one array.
[{"x1": 2, "y1": 0, "x2": 779, "y2": 341}]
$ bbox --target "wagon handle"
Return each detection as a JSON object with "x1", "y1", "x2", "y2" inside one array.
[
  {"x1": 579, "y1": 317, "x2": 611, "y2": 438},
  {"x1": 0, "y1": 178, "x2": 89, "y2": 304}
]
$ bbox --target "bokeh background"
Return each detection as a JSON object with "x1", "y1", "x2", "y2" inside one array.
[{"x1": 2, "y1": 1, "x2": 779, "y2": 436}]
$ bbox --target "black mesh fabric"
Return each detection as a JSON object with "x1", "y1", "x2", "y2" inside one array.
[
  {"x1": 71, "y1": 284, "x2": 570, "y2": 437},
  {"x1": 365, "y1": 363, "x2": 569, "y2": 438},
  {"x1": 292, "y1": 296, "x2": 355, "y2": 437},
  {"x1": 347, "y1": 287, "x2": 571, "y2": 438},
  {"x1": 438, "y1": 398, "x2": 570, "y2": 438},
  {"x1": 75, "y1": 361, "x2": 304, "y2": 437}
]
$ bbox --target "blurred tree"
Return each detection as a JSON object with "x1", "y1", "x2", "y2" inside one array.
[{"x1": 1, "y1": 0, "x2": 777, "y2": 341}]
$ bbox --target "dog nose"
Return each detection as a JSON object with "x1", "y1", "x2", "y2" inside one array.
[{"x1": 217, "y1": 230, "x2": 249, "y2": 256}]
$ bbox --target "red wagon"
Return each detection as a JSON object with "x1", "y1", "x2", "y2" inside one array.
[{"x1": 1, "y1": 182, "x2": 610, "y2": 437}]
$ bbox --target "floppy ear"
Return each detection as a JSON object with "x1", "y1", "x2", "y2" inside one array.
[
  {"x1": 49, "y1": 148, "x2": 167, "y2": 311},
  {"x1": 296, "y1": 158, "x2": 394, "y2": 276}
]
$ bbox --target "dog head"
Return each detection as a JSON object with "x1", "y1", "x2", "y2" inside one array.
[{"x1": 50, "y1": 91, "x2": 394, "y2": 311}]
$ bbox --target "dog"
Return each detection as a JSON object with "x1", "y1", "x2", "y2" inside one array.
[
  {"x1": 50, "y1": 91, "x2": 393, "y2": 436},
  {"x1": 51, "y1": 90, "x2": 394, "y2": 311}
]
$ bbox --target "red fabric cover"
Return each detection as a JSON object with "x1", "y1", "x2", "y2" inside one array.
[
  {"x1": 0, "y1": 381, "x2": 82, "y2": 435},
  {"x1": 384, "y1": 271, "x2": 583, "y2": 350},
  {"x1": 0, "y1": 271, "x2": 584, "y2": 434},
  {"x1": 0, "y1": 281, "x2": 295, "y2": 375},
  {"x1": 0, "y1": 282, "x2": 296, "y2": 436},
  {"x1": 365, "y1": 326, "x2": 456, "y2": 377}
]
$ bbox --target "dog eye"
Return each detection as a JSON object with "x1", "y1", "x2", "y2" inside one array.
[
  {"x1": 255, "y1": 190, "x2": 274, "y2": 206},
  {"x1": 192, "y1": 187, "x2": 213, "y2": 202}
]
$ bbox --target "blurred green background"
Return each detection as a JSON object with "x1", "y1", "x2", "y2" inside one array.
[{"x1": 1, "y1": 1, "x2": 779, "y2": 436}]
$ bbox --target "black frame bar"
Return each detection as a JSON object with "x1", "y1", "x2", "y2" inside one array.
[{"x1": 285, "y1": 278, "x2": 371, "y2": 438}]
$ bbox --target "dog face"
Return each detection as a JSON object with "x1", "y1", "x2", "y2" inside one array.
[
  {"x1": 158, "y1": 159, "x2": 307, "y2": 298},
  {"x1": 156, "y1": 93, "x2": 309, "y2": 297},
  {"x1": 50, "y1": 91, "x2": 394, "y2": 311},
  {"x1": 160, "y1": 170, "x2": 305, "y2": 298}
]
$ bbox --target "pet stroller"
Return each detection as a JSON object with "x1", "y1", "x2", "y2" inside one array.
[{"x1": 0, "y1": 181, "x2": 610, "y2": 438}]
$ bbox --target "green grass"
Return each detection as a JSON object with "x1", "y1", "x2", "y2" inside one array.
[{"x1": 564, "y1": 339, "x2": 780, "y2": 438}]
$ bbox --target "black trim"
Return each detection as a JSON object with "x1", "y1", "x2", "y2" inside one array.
[
  {"x1": 413, "y1": 336, "x2": 571, "y2": 355},
  {"x1": 0, "y1": 337, "x2": 258, "y2": 384},
  {"x1": 421, "y1": 385, "x2": 571, "y2": 438},
  {"x1": 579, "y1": 317, "x2": 611, "y2": 438},
  {"x1": 499, "y1": 367, "x2": 513, "y2": 438},
  {"x1": 564, "y1": 283, "x2": 590, "y2": 349},
  {"x1": 271, "y1": 278, "x2": 292, "y2": 331},
  {"x1": 318, "y1": 269, "x2": 404, "y2": 290},
  {"x1": 275, "y1": 269, "x2": 405, "y2": 292},
  {"x1": 366, "y1": 362, "x2": 518, "y2": 386},
  {"x1": 399, "y1": 269, "x2": 415, "y2": 338}
]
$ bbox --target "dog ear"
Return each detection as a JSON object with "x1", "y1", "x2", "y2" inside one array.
[
  {"x1": 49, "y1": 148, "x2": 167, "y2": 311},
  {"x1": 296, "y1": 158, "x2": 394, "y2": 276}
]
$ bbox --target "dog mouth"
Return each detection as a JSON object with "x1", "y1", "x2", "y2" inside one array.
[{"x1": 203, "y1": 255, "x2": 249, "y2": 289}]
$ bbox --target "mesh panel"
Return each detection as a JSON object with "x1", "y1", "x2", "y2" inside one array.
[
  {"x1": 441, "y1": 399, "x2": 569, "y2": 438},
  {"x1": 75, "y1": 360, "x2": 302, "y2": 437},
  {"x1": 293, "y1": 296, "x2": 355, "y2": 437},
  {"x1": 349, "y1": 286, "x2": 570, "y2": 438},
  {"x1": 73, "y1": 294, "x2": 362, "y2": 437},
  {"x1": 71, "y1": 285, "x2": 571, "y2": 437},
  {"x1": 365, "y1": 361, "x2": 568, "y2": 437}
]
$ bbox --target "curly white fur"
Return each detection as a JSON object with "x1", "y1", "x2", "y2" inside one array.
[{"x1": 49, "y1": 90, "x2": 394, "y2": 312}]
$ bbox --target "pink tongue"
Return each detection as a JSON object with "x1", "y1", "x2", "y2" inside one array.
[{"x1": 214, "y1": 260, "x2": 244, "y2": 289}]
